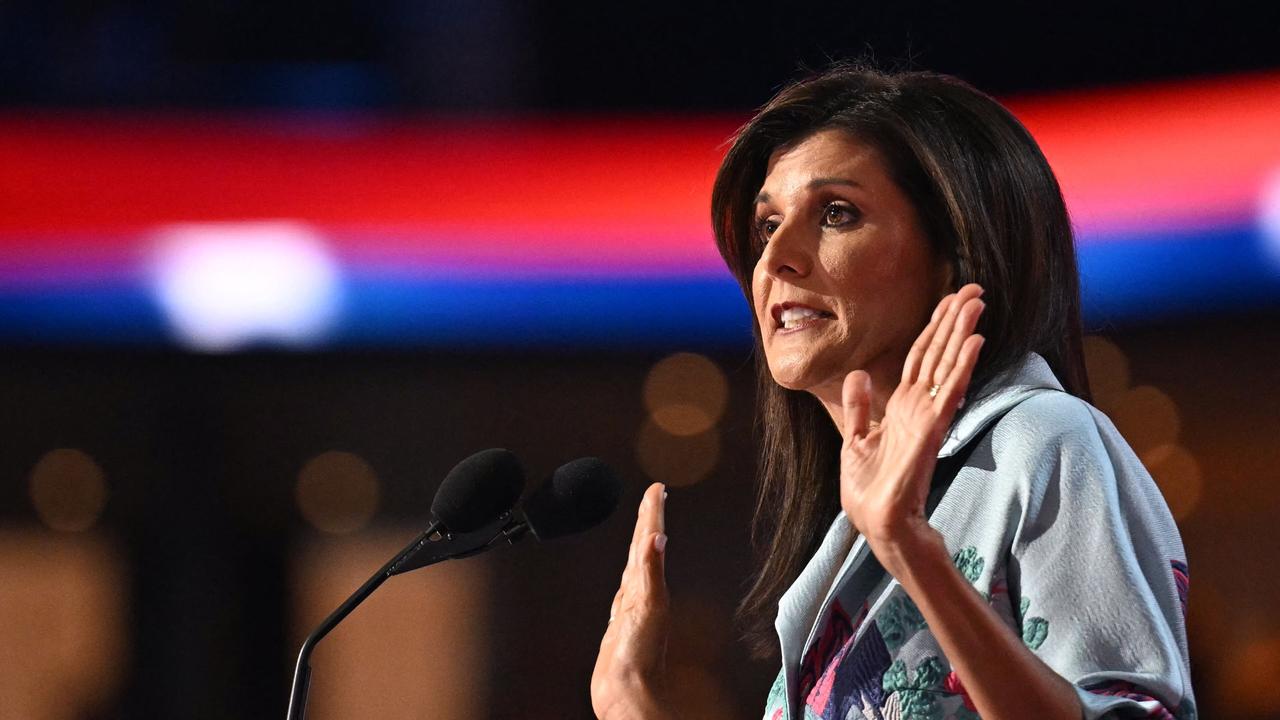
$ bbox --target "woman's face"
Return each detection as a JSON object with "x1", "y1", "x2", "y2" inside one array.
[{"x1": 751, "y1": 128, "x2": 949, "y2": 398}]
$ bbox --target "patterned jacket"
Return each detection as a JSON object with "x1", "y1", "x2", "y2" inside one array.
[{"x1": 763, "y1": 353, "x2": 1195, "y2": 720}]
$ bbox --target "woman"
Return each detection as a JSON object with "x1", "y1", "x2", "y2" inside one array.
[{"x1": 592, "y1": 66, "x2": 1194, "y2": 720}]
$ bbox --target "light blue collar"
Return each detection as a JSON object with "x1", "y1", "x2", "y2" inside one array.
[{"x1": 938, "y1": 352, "x2": 1066, "y2": 457}]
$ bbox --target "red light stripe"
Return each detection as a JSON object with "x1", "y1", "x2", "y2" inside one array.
[
  {"x1": 0, "y1": 71, "x2": 1277, "y2": 251},
  {"x1": 1010, "y1": 71, "x2": 1280, "y2": 235},
  {"x1": 0, "y1": 116, "x2": 732, "y2": 239}
]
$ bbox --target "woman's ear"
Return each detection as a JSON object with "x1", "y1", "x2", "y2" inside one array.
[{"x1": 933, "y1": 254, "x2": 957, "y2": 298}]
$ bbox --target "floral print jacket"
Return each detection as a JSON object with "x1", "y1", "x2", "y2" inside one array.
[{"x1": 763, "y1": 354, "x2": 1195, "y2": 720}]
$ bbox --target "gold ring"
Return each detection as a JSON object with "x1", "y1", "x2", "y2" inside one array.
[{"x1": 928, "y1": 384, "x2": 941, "y2": 398}]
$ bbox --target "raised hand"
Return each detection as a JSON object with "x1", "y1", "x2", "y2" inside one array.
[
  {"x1": 838, "y1": 283, "x2": 986, "y2": 568},
  {"x1": 591, "y1": 482, "x2": 675, "y2": 720}
]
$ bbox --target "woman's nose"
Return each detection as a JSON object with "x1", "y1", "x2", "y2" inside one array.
[{"x1": 760, "y1": 220, "x2": 813, "y2": 279}]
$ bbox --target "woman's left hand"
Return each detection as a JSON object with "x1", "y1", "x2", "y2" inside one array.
[
  {"x1": 590, "y1": 482, "x2": 674, "y2": 720},
  {"x1": 838, "y1": 283, "x2": 986, "y2": 568}
]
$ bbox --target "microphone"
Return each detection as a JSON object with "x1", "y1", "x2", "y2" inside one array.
[
  {"x1": 516, "y1": 456, "x2": 622, "y2": 540},
  {"x1": 286, "y1": 452, "x2": 621, "y2": 720},
  {"x1": 286, "y1": 448, "x2": 524, "y2": 720},
  {"x1": 388, "y1": 456, "x2": 621, "y2": 574},
  {"x1": 429, "y1": 447, "x2": 525, "y2": 533}
]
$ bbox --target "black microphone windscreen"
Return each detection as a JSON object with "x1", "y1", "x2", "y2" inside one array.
[
  {"x1": 523, "y1": 457, "x2": 621, "y2": 540},
  {"x1": 430, "y1": 448, "x2": 525, "y2": 533}
]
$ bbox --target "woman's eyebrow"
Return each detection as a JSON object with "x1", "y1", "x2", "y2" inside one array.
[
  {"x1": 808, "y1": 177, "x2": 862, "y2": 191},
  {"x1": 754, "y1": 177, "x2": 863, "y2": 205}
]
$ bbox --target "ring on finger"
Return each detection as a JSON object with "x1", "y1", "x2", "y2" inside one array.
[{"x1": 928, "y1": 384, "x2": 941, "y2": 398}]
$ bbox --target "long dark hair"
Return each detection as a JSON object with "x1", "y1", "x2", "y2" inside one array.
[{"x1": 711, "y1": 64, "x2": 1091, "y2": 658}]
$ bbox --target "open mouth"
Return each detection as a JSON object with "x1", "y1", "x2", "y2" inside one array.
[{"x1": 774, "y1": 303, "x2": 835, "y2": 331}]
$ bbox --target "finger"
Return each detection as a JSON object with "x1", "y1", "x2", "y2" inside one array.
[
  {"x1": 902, "y1": 293, "x2": 952, "y2": 385},
  {"x1": 841, "y1": 370, "x2": 872, "y2": 441},
  {"x1": 627, "y1": 483, "x2": 665, "y2": 580},
  {"x1": 932, "y1": 297, "x2": 985, "y2": 387},
  {"x1": 610, "y1": 586, "x2": 624, "y2": 621},
  {"x1": 917, "y1": 298, "x2": 959, "y2": 386},
  {"x1": 653, "y1": 483, "x2": 666, "y2": 537},
  {"x1": 641, "y1": 482, "x2": 666, "y2": 537},
  {"x1": 639, "y1": 530, "x2": 669, "y2": 602},
  {"x1": 627, "y1": 484, "x2": 659, "y2": 568},
  {"x1": 619, "y1": 505, "x2": 645, "y2": 595},
  {"x1": 936, "y1": 334, "x2": 985, "y2": 420},
  {"x1": 635, "y1": 485, "x2": 668, "y2": 598},
  {"x1": 920, "y1": 285, "x2": 981, "y2": 386}
]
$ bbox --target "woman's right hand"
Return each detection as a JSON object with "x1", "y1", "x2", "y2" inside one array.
[{"x1": 590, "y1": 482, "x2": 675, "y2": 720}]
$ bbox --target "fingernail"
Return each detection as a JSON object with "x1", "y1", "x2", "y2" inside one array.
[
  {"x1": 663, "y1": 490, "x2": 669, "y2": 500},
  {"x1": 654, "y1": 534, "x2": 668, "y2": 553}
]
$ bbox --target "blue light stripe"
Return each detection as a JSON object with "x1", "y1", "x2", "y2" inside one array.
[{"x1": 0, "y1": 225, "x2": 1275, "y2": 348}]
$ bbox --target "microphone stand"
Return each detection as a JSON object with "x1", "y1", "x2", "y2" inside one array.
[{"x1": 285, "y1": 513, "x2": 530, "y2": 720}]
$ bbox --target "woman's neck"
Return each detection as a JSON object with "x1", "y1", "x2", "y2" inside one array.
[{"x1": 812, "y1": 364, "x2": 896, "y2": 440}]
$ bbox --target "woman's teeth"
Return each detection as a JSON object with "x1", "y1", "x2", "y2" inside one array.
[{"x1": 780, "y1": 307, "x2": 826, "y2": 329}]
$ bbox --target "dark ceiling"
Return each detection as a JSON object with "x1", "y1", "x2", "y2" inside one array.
[{"x1": 2, "y1": 1, "x2": 1277, "y2": 110}]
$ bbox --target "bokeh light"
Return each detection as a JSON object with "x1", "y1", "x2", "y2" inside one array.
[
  {"x1": 0, "y1": 531, "x2": 128, "y2": 720},
  {"x1": 1220, "y1": 633, "x2": 1280, "y2": 716},
  {"x1": 150, "y1": 221, "x2": 341, "y2": 352},
  {"x1": 296, "y1": 451, "x2": 381, "y2": 534},
  {"x1": 291, "y1": 533, "x2": 489, "y2": 719},
  {"x1": 28, "y1": 449, "x2": 108, "y2": 533},
  {"x1": 1109, "y1": 385, "x2": 1182, "y2": 456},
  {"x1": 1084, "y1": 343, "x2": 1199, "y2": 522},
  {"x1": 635, "y1": 417, "x2": 720, "y2": 487},
  {"x1": 1082, "y1": 335, "x2": 1131, "y2": 410},
  {"x1": 1260, "y1": 166, "x2": 1280, "y2": 270},
  {"x1": 1141, "y1": 443, "x2": 1203, "y2": 521},
  {"x1": 643, "y1": 353, "x2": 728, "y2": 437}
]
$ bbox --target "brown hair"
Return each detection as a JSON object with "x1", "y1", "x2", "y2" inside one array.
[{"x1": 711, "y1": 64, "x2": 1091, "y2": 657}]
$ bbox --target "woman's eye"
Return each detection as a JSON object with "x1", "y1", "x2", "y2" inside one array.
[
  {"x1": 822, "y1": 202, "x2": 858, "y2": 227},
  {"x1": 756, "y1": 217, "x2": 780, "y2": 242}
]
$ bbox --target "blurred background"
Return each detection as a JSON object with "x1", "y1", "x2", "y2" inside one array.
[{"x1": 2, "y1": 1, "x2": 1278, "y2": 718}]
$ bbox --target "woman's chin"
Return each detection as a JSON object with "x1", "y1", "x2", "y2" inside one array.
[
  {"x1": 771, "y1": 376, "x2": 809, "y2": 393},
  {"x1": 767, "y1": 355, "x2": 855, "y2": 401},
  {"x1": 767, "y1": 361, "x2": 826, "y2": 394}
]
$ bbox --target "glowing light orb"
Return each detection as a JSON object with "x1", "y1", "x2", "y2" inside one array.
[
  {"x1": 1261, "y1": 167, "x2": 1280, "y2": 271},
  {"x1": 150, "y1": 221, "x2": 341, "y2": 351}
]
